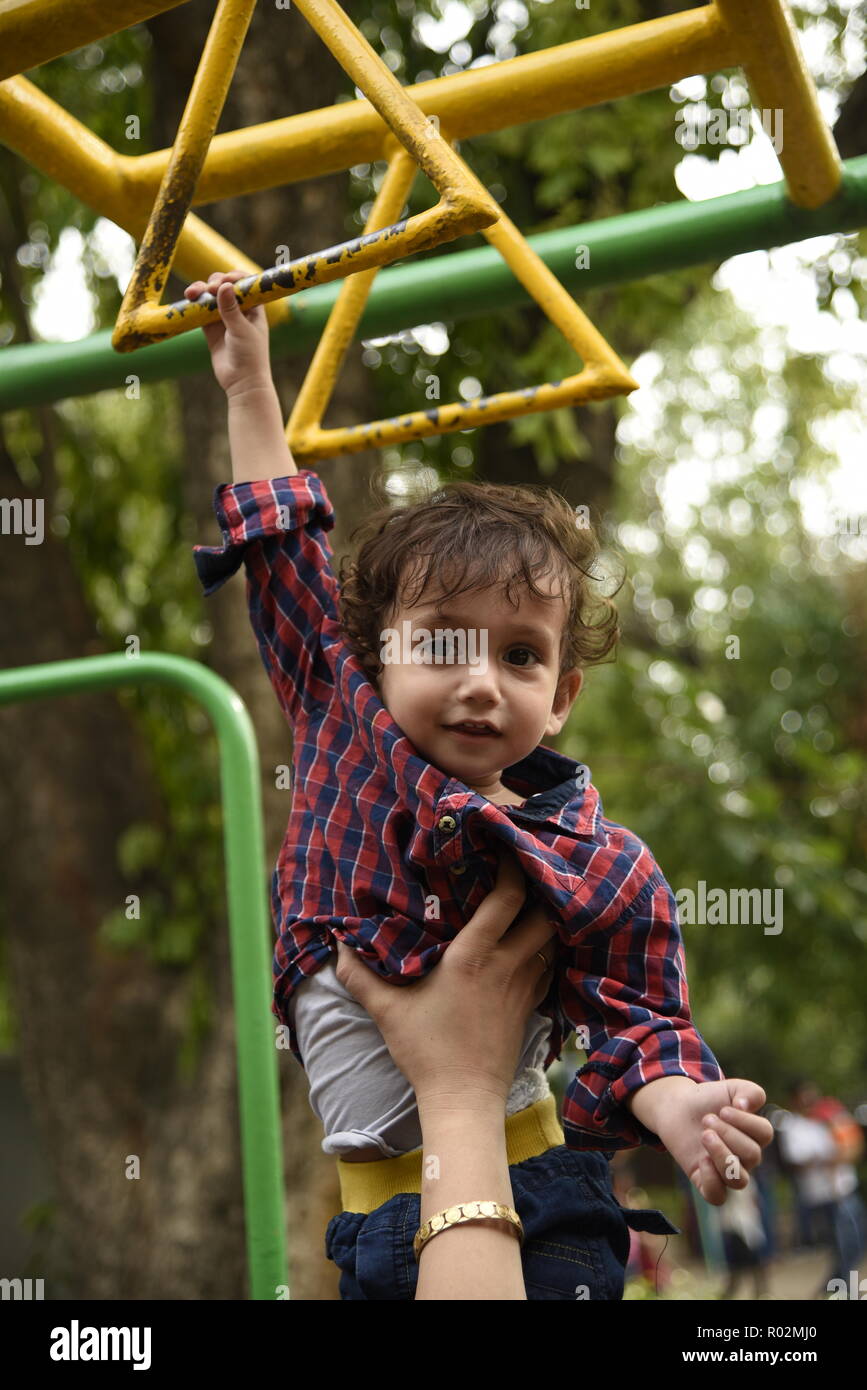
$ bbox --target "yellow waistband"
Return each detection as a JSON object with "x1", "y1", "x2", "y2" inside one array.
[{"x1": 335, "y1": 1094, "x2": 565, "y2": 1215}]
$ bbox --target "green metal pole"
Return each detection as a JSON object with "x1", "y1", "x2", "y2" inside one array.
[
  {"x1": 2, "y1": 155, "x2": 867, "y2": 412},
  {"x1": 0, "y1": 652, "x2": 288, "y2": 1301}
]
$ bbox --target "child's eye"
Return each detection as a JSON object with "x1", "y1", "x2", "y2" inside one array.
[
  {"x1": 505, "y1": 647, "x2": 541, "y2": 667},
  {"x1": 417, "y1": 635, "x2": 458, "y2": 660}
]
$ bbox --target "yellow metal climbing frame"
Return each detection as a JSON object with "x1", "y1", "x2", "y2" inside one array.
[{"x1": 0, "y1": 0, "x2": 844, "y2": 458}]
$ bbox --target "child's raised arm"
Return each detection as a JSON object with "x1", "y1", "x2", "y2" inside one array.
[{"x1": 184, "y1": 269, "x2": 298, "y2": 485}]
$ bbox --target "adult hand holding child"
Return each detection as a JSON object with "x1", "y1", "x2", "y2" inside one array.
[
  {"x1": 335, "y1": 845, "x2": 558, "y2": 1301},
  {"x1": 334, "y1": 844, "x2": 557, "y2": 1108}
]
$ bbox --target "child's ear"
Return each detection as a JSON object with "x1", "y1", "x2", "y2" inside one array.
[{"x1": 544, "y1": 668, "x2": 583, "y2": 737}]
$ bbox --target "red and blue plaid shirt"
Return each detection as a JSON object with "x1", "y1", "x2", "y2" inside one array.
[{"x1": 193, "y1": 470, "x2": 723, "y2": 1153}]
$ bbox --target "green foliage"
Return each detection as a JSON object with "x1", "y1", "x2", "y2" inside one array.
[
  {"x1": 563, "y1": 275, "x2": 867, "y2": 1102},
  {"x1": 22, "y1": 29, "x2": 152, "y2": 255},
  {"x1": 46, "y1": 378, "x2": 225, "y2": 1000}
]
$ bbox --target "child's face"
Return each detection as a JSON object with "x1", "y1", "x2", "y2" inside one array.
[{"x1": 376, "y1": 562, "x2": 583, "y2": 802}]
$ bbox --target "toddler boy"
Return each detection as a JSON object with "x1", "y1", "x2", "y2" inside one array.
[{"x1": 188, "y1": 269, "x2": 771, "y2": 1299}]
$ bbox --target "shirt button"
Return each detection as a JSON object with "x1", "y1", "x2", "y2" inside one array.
[
  {"x1": 451, "y1": 863, "x2": 467, "y2": 875},
  {"x1": 438, "y1": 815, "x2": 457, "y2": 833}
]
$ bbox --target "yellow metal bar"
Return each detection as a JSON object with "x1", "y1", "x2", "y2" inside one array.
[
  {"x1": 117, "y1": 8, "x2": 743, "y2": 205},
  {"x1": 7, "y1": 3, "x2": 730, "y2": 345},
  {"x1": 714, "y1": 0, "x2": 842, "y2": 208},
  {"x1": 0, "y1": 76, "x2": 293, "y2": 331},
  {"x1": 1, "y1": 5, "x2": 736, "y2": 305},
  {"x1": 0, "y1": 71, "x2": 126, "y2": 214},
  {"x1": 0, "y1": 0, "x2": 845, "y2": 452},
  {"x1": 297, "y1": 376, "x2": 636, "y2": 459},
  {"x1": 0, "y1": 2, "x2": 836, "y2": 320},
  {"x1": 0, "y1": 0, "x2": 190, "y2": 83},
  {"x1": 112, "y1": 0, "x2": 498, "y2": 351},
  {"x1": 483, "y1": 212, "x2": 629, "y2": 385},
  {"x1": 287, "y1": 149, "x2": 420, "y2": 446},
  {"x1": 113, "y1": 0, "x2": 260, "y2": 349},
  {"x1": 287, "y1": 142, "x2": 637, "y2": 460},
  {"x1": 0, "y1": 4, "x2": 841, "y2": 228},
  {"x1": 295, "y1": 0, "x2": 488, "y2": 206}
]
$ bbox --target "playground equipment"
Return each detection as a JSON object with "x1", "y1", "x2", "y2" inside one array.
[
  {"x1": 0, "y1": 0, "x2": 853, "y2": 456},
  {"x1": 0, "y1": 0, "x2": 864, "y2": 1299},
  {"x1": 2, "y1": 155, "x2": 867, "y2": 414}
]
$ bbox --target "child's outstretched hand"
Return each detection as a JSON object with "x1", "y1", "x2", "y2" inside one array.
[
  {"x1": 183, "y1": 269, "x2": 270, "y2": 398},
  {"x1": 655, "y1": 1078, "x2": 773, "y2": 1206}
]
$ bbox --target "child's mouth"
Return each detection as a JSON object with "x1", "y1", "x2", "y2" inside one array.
[{"x1": 444, "y1": 723, "x2": 501, "y2": 739}]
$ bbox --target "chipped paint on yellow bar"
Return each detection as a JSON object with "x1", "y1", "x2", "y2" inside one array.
[
  {"x1": 113, "y1": 190, "x2": 496, "y2": 349},
  {"x1": 0, "y1": 74, "x2": 295, "y2": 331},
  {"x1": 286, "y1": 143, "x2": 638, "y2": 454},
  {"x1": 0, "y1": 0, "x2": 845, "y2": 449},
  {"x1": 112, "y1": 0, "x2": 499, "y2": 350},
  {"x1": 289, "y1": 369, "x2": 637, "y2": 460},
  {"x1": 113, "y1": 0, "x2": 260, "y2": 350}
]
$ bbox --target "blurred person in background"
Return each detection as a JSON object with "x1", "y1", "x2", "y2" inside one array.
[
  {"x1": 717, "y1": 1181, "x2": 770, "y2": 1299},
  {"x1": 777, "y1": 1077, "x2": 866, "y2": 1298}
]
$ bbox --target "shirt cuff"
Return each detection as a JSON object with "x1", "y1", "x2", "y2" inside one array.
[
  {"x1": 192, "y1": 470, "x2": 334, "y2": 596},
  {"x1": 563, "y1": 1060, "x2": 667, "y2": 1152},
  {"x1": 564, "y1": 1047, "x2": 724, "y2": 1153}
]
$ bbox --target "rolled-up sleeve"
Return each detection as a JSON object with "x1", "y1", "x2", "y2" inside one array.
[
  {"x1": 560, "y1": 873, "x2": 724, "y2": 1153},
  {"x1": 192, "y1": 470, "x2": 338, "y2": 721}
]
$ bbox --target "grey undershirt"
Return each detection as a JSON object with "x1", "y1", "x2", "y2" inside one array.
[{"x1": 289, "y1": 957, "x2": 553, "y2": 1157}]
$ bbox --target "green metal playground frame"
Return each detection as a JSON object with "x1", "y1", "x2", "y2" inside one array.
[{"x1": 0, "y1": 653, "x2": 288, "y2": 1300}]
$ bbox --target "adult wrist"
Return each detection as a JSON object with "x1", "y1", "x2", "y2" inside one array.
[{"x1": 416, "y1": 1086, "x2": 508, "y2": 1123}]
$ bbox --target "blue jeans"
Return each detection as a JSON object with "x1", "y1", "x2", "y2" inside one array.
[{"x1": 325, "y1": 1144, "x2": 680, "y2": 1300}]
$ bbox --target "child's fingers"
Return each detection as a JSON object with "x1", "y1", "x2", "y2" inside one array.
[
  {"x1": 215, "y1": 279, "x2": 262, "y2": 327},
  {"x1": 184, "y1": 269, "x2": 250, "y2": 300},
  {"x1": 727, "y1": 1078, "x2": 767, "y2": 1113},
  {"x1": 718, "y1": 1105, "x2": 774, "y2": 1147},
  {"x1": 210, "y1": 269, "x2": 249, "y2": 288},
  {"x1": 695, "y1": 1154, "x2": 726, "y2": 1205},
  {"x1": 701, "y1": 1126, "x2": 751, "y2": 1189},
  {"x1": 700, "y1": 1114, "x2": 763, "y2": 1173},
  {"x1": 183, "y1": 276, "x2": 225, "y2": 302}
]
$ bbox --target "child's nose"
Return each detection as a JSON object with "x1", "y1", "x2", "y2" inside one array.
[{"x1": 455, "y1": 663, "x2": 500, "y2": 700}]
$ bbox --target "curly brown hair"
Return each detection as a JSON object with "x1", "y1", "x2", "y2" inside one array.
[{"x1": 336, "y1": 476, "x2": 624, "y2": 689}]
